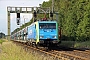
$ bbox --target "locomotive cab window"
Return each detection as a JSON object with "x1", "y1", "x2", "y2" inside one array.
[{"x1": 39, "y1": 23, "x2": 56, "y2": 29}]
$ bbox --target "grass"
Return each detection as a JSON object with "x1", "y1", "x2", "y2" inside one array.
[
  {"x1": 59, "y1": 41, "x2": 75, "y2": 47},
  {"x1": 74, "y1": 41, "x2": 90, "y2": 48},
  {"x1": 0, "y1": 39, "x2": 5, "y2": 44},
  {"x1": 0, "y1": 41, "x2": 48, "y2": 60}
]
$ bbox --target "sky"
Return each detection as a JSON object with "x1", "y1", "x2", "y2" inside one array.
[{"x1": 0, "y1": 0, "x2": 49, "y2": 35}]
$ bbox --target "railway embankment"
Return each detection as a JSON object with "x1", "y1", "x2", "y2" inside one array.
[{"x1": 0, "y1": 40, "x2": 90, "y2": 60}]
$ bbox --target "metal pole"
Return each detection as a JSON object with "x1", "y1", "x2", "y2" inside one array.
[
  {"x1": 24, "y1": 18, "x2": 25, "y2": 40},
  {"x1": 23, "y1": 16, "x2": 27, "y2": 40},
  {"x1": 23, "y1": 16, "x2": 27, "y2": 27},
  {"x1": 23, "y1": 16, "x2": 25, "y2": 27},
  {"x1": 7, "y1": 10, "x2": 10, "y2": 41},
  {"x1": 52, "y1": 0, "x2": 54, "y2": 13},
  {"x1": 23, "y1": 16, "x2": 25, "y2": 40},
  {"x1": 32, "y1": 8, "x2": 34, "y2": 23},
  {"x1": 24, "y1": 19, "x2": 25, "y2": 25}
]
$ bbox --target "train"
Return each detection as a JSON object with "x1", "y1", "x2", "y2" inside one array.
[{"x1": 11, "y1": 19, "x2": 61, "y2": 47}]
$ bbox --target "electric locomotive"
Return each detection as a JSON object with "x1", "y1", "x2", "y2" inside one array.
[{"x1": 26, "y1": 19, "x2": 59, "y2": 47}]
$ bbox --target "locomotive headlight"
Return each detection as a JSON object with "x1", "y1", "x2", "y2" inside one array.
[
  {"x1": 53, "y1": 36, "x2": 56, "y2": 38},
  {"x1": 40, "y1": 36, "x2": 44, "y2": 38}
]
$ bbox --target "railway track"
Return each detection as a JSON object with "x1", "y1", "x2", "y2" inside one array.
[
  {"x1": 53, "y1": 50, "x2": 89, "y2": 60},
  {"x1": 73, "y1": 50, "x2": 90, "y2": 58},
  {"x1": 13, "y1": 41, "x2": 69, "y2": 60},
  {"x1": 13, "y1": 40, "x2": 90, "y2": 60},
  {"x1": 85, "y1": 50, "x2": 90, "y2": 53}
]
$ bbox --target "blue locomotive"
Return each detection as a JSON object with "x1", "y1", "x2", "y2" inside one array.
[{"x1": 27, "y1": 20, "x2": 59, "y2": 46}]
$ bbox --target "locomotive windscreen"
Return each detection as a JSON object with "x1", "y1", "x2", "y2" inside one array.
[{"x1": 39, "y1": 23, "x2": 56, "y2": 29}]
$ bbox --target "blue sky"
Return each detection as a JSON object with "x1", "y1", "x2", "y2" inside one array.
[{"x1": 0, "y1": 0, "x2": 49, "y2": 35}]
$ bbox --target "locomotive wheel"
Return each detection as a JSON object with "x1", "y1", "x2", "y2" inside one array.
[
  {"x1": 32, "y1": 42, "x2": 37, "y2": 47},
  {"x1": 36, "y1": 43, "x2": 40, "y2": 48},
  {"x1": 27, "y1": 42, "x2": 31, "y2": 46}
]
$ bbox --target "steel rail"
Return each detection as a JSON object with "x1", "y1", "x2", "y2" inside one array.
[
  {"x1": 74, "y1": 50, "x2": 90, "y2": 54},
  {"x1": 54, "y1": 50, "x2": 89, "y2": 60}
]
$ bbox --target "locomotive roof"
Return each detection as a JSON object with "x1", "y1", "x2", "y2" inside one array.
[
  {"x1": 38, "y1": 20, "x2": 57, "y2": 23},
  {"x1": 28, "y1": 20, "x2": 57, "y2": 26}
]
